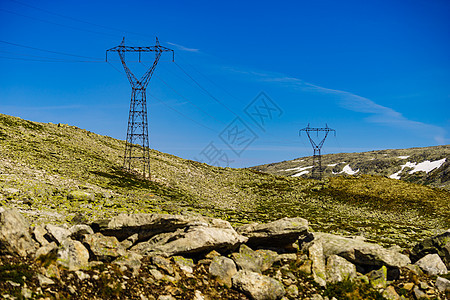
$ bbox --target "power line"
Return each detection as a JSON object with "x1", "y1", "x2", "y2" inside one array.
[
  {"x1": 6, "y1": 0, "x2": 153, "y2": 39},
  {"x1": 0, "y1": 8, "x2": 118, "y2": 38},
  {"x1": 174, "y1": 61, "x2": 239, "y2": 118},
  {"x1": 0, "y1": 40, "x2": 101, "y2": 60},
  {"x1": 154, "y1": 74, "x2": 226, "y2": 125},
  {"x1": 149, "y1": 93, "x2": 219, "y2": 133}
]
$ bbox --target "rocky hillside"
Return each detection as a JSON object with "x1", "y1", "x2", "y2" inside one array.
[
  {"x1": 1, "y1": 113, "x2": 450, "y2": 298},
  {"x1": 252, "y1": 146, "x2": 450, "y2": 190},
  {"x1": 1, "y1": 208, "x2": 449, "y2": 299}
]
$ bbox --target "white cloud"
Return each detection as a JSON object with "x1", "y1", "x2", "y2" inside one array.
[
  {"x1": 166, "y1": 42, "x2": 199, "y2": 53},
  {"x1": 223, "y1": 67, "x2": 447, "y2": 144}
]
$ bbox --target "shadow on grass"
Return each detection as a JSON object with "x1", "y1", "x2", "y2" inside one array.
[{"x1": 90, "y1": 168, "x2": 194, "y2": 203}]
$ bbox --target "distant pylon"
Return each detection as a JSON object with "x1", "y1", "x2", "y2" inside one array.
[
  {"x1": 106, "y1": 37, "x2": 174, "y2": 179},
  {"x1": 299, "y1": 124, "x2": 336, "y2": 180}
]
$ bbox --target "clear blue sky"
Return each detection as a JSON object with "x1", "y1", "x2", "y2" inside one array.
[{"x1": 1, "y1": 0, "x2": 449, "y2": 167}]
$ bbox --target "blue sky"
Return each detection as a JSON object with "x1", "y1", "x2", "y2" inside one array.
[{"x1": 1, "y1": 0, "x2": 449, "y2": 167}]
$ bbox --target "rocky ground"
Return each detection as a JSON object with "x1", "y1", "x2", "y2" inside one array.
[{"x1": 1, "y1": 208, "x2": 449, "y2": 299}]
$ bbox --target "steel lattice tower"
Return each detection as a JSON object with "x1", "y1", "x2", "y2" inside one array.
[
  {"x1": 106, "y1": 37, "x2": 174, "y2": 179},
  {"x1": 299, "y1": 124, "x2": 336, "y2": 180}
]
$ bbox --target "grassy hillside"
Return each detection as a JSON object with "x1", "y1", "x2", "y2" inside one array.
[
  {"x1": 0, "y1": 113, "x2": 449, "y2": 248},
  {"x1": 253, "y1": 146, "x2": 450, "y2": 189}
]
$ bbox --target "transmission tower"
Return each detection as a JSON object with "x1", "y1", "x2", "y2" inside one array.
[
  {"x1": 106, "y1": 37, "x2": 174, "y2": 179},
  {"x1": 299, "y1": 124, "x2": 336, "y2": 180}
]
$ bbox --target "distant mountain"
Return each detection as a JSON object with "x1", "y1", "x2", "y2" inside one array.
[{"x1": 252, "y1": 146, "x2": 450, "y2": 190}]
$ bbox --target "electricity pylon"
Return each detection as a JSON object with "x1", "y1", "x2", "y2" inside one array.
[
  {"x1": 106, "y1": 37, "x2": 174, "y2": 179},
  {"x1": 299, "y1": 124, "x2": 336, "y2": 180}
]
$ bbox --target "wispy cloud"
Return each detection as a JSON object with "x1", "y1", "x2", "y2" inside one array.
[
  {"x1": 224, "y1": 67, "x2": 447, "y2": 144},
  {"x1": 166, "y1": 42, "x2": 199, "y2": 53}
]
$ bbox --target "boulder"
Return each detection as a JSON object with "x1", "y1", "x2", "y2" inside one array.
[
  {"x1": 113, "y1": 251, "x2": 143, "y2": 276},
  {"x1": 367, "y1": 265, "x2": 388, "y2": 289},
  {"x1": 308, "y1": 240, "x2": 326, "y2": 287},
  {"x1": 325, "y1": 255, "x2": 356, "y2": 283},
  {"x1": 33, "y1": 224, "x2": 50, "y2": 247},
  {"x1": 35, "y1": 242, "x2": 58, "y2": 260},
  {"x1": 45, "y1": 224, "x2": 70, "y2": 245},
  {"x1": 92, "y1": 213, "x2": 234, "y2": 242},
  {"x1": 209, "y1": 256, "x2": 237, "y2": 287},
  {"x1": 0, "y1": 208, "x2": 36, "y2": 257},
  {"x1": 415, "y1": 253, "x2": 448, "y2": 276},
  {"x1": 411, "y1": 230, "x2": 450, "y2": 268},
  {"x1": 435, "y1": 276, "x2": 450, "y2": 292},
  {"x1": 232, "y1": 270, "x2": 285, "y2": 300},
  {"x1": 69, "y1": 224, "x2": 94, "y2": 241},
  {"x1": 83, "y1": 232, "x2": 125, "y2": 262},
  {"x1": 67, "y1": 190, "x2": 95, "y2": 202},
  {"x1": 232, "y1": 244, "x2": 278, "y2": 273},
  {"x1": 131, "y1": 225, "x2": 247, "y2": 257},
  {"x1": 173, "y1": 256, "x2": 194, "y2": 274},
  {"x1": 305, "y1": 233, "x2": 410, "y2": 269},
  {"x1": 56, "y1": 238, "x2": 89, "y2": 271},
  {"x1": 237, "y1": 217, "x2": 309, "y2": 248}
]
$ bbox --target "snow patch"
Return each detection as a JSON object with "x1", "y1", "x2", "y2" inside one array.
[
  {"x1": 333, "y1": 164, "x2": 359, "y2": 175},
  {"x1": 292, "y1": 170, "x2": 310, "y2": 177},
  {"x1": 327, "y1": 163, "x2": 338, "y2": 167},
  {"x1": 389, "y1": 158, "x2": 446, "y2": 179},
  {"x1": 397, "y1": 156, "x2": 410, "y2": 159},
  {"x1": 285, "y1": 165, "x2": 313, "y2": 172}
]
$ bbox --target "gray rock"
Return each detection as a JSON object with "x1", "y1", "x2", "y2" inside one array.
[
  {"x1": 415, "y1": 253, "x2": 448, "y2": 276},
  {"x1": 131, "y1": 224, "x2": 247, "y2": 257},
  {"x1": 67, "y1": 190, "x2": 95, "y2": 202},
  {"x1": 152, "y1": 256, "x2": 174, "y2": 274},
  {"x1": 37, "y1": 273, "x2": 55, "y2": 286},
  {"x1": 69, "y1": 224, "x2": 94, "y2": 241},
  {"x1": 306, "y1": 233, "x2": 410, "y2": 268},
  {"x1": 157, "y1": 296, "x2": 175, "y2": 300},
  {"x1": 33, "y1": 224, "x2": 50, "y2": 246},
  {"x1": 209, "y1": 256, "x2": 237, "y2": 287},
  {"x1": 35, "y1": 242, "x2": 58, "y2": 260},
  {"x1": 232, "y1": 244, "x2": 278, "y2": 273},
  {"x1": 367, "y1": 265, "x2": 387, "y2": 289},
  {"x1": 411, "y1": 229, "x2": 450, "y2": 268},
  {"x1": 173, "y1": 256, "x2": 194, "y2": 274},
  {"x1": 326, "y1": 255, "x2": 356, "y2": 283},
  {"x1": 83, "y1": 232, "x2": 125, "y2": 262},
  {"x1": 413, "y1": 286, "x2": 427, "y2": 299},
  {"x1": 286, "y1": 285, "x2": 299, "y2": 298},
  {"x1": 0, "y1": 208, "x2": 36, "y2": 257},
  {"x1": 382, "y1": 286, "x2": 401, "y2": 300},
  {"x1": 45, "y1": 224, "x2": 70, "y2": 245},
  {"x1": 92, "y1": 213, "x2": 236, "y2": 242},
  {"x1": 237, "y1": 217, "x2": 309, "y2": 248},
  {"x1": 113, "y1": 251, "x2": 143, "y2": 276},
  {"x1": 232, "y1": 270, "x2": 286, "y2": 300},
  {"x1": 436, "y1": 276, "x2": 450, "y2": 292},
  {"x1": 56, "y1": 238, "x2": 89, "y2": 271},
  {"x1": 309, "y1": 240, "x2": 327, "y2": 287}
]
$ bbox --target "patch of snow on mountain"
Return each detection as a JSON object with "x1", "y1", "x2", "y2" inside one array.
[
  {"x1": 292, "y1": 170, "x2": 310, "y2": 177},
  {"x1": 327, "y1": 163, "x2": 337, "y2": 167},
  {"x1": 397, "y1": 156, "x2": 410, "y2": 159},
  {"x1": 332, "y1": 164, "x2": 359, "y2": 175},
  {"x1": 285, "y1": 165, "x2": 313, "y2": 172},
  {"x1": 409, "y1": 158, "x2": 446, "y2": 174},
  {"x1": 389, "y1": 158, "x2": 446, "y2": 179}
]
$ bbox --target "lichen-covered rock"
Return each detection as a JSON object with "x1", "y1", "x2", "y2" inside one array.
[
  {"x1": 209, "y1": 256, "x2": 237, "y2": 287},
  {"x1": 325, "y1": 254, "x2": 356, "y2": 283},
  {"x1": 415, "y1": 253, "x2": 448, "y2": 276},
  {"x1": 131, "y1": 225, "x2": 247, "y2": 257},
  {"x1": 382, "y1": 285, "x2": 401, "y2": 300},
  {"x1": 232, "y1": 244, "x2": 278, "y2": 273},
  {"x1": 436, "y1": 276, "x2": 450, "y2": 292},
  {"x1": 306, "y1": 233, "x2": 410, "y2": 268},
  {"x1": 411, "y1": 230, "x2": 450, "y2": 268},
  {"x1": 45, "y1": 224, "x2": 70, "y2": 245},
  {"x1": 83, "y1": 232, "x2": 125, "y2": 262},
  {"x1": 232, "y1": 270, "x2": 285, "y2": 300},
  {"x1": 113, "y1": 251, "x2": 143, "y2": 276},
  {"x1": 67, "y1": 190, "x2": 95, "y2": 202},
  {"x1": 173, "y1": 256, "x2": 194, "y2": 274},
  {"x1": 56, "y1": 238, "x2": 89, "y2": 271},
  {"x1": 308, "y1": 240, "x2": 326, "y2": 287},
  {"x1": 237, "y1": 217, "x2": 309, "y2": 248},
  {"x1": 367, "y1": 265, "x2": 387, "y2": 289},
  {"x1": 69, "y1": 224, "x2": 94, "y2": 241},
  {"x1": 0, "y1": 208, "x2": 36, "y2": 257}
]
